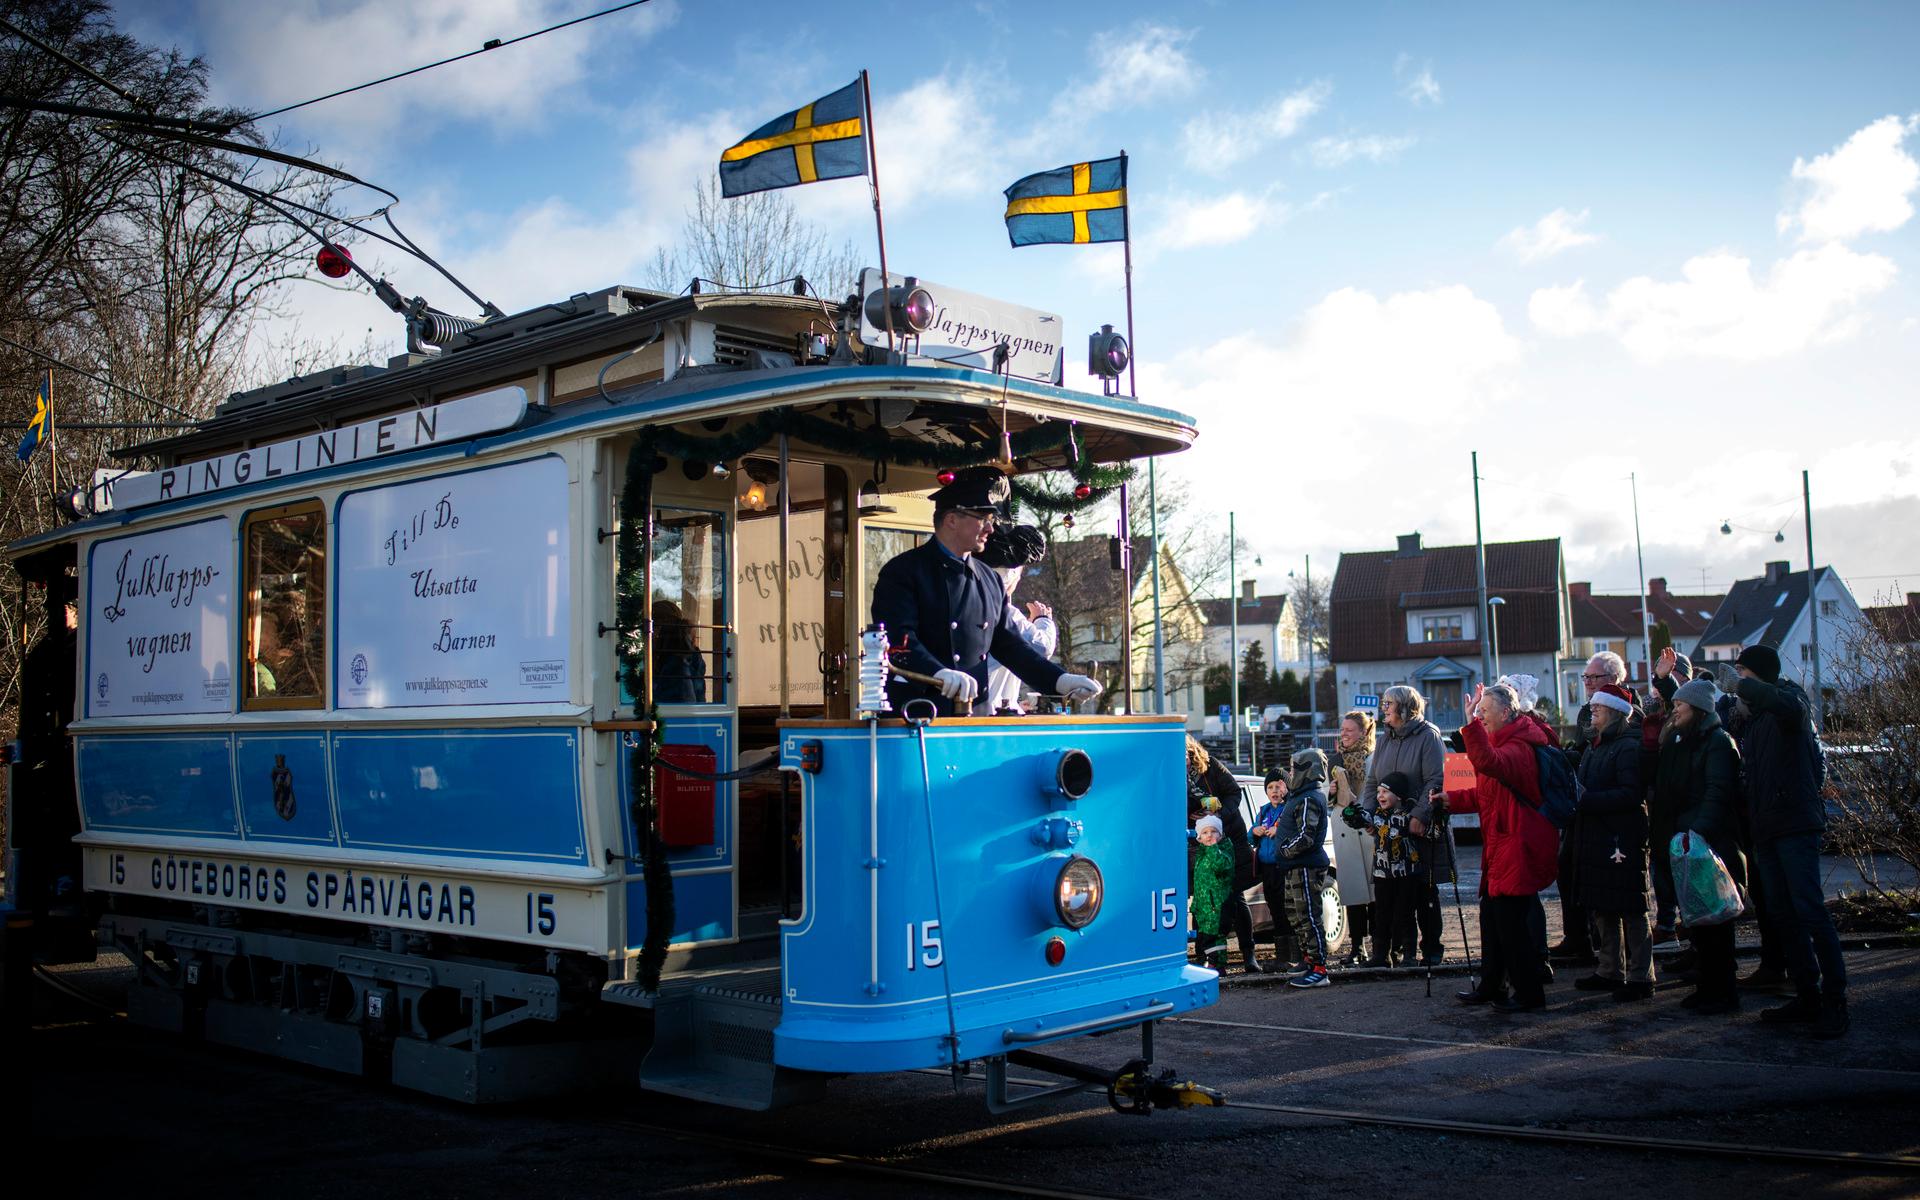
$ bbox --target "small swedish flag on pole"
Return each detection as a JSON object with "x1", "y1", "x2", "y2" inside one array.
[
  {"x1": 16, "y1": 370, "x2": 51, "y2": 463},
  {"x1": 1003, "y1": 155, "x2": 1128, "y2": 246},
  {"x1": 718, "y1": 78, "x2": 867, "y2": 198}
]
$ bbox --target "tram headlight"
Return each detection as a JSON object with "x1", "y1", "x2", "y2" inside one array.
[
  {"x1": 1053, "y1": 857, "x2": 1104, "y2": 930},
  {"x1": 1049, "y1": 748, "x2": 1093, "y2": 800},
  {"x1": 863, "y1": 277, "x2": 936, "y2": 335}
]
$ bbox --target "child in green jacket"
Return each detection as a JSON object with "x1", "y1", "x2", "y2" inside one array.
[{"x1": 1192, "y1": 814, "x2": 1235, "y2": 966}]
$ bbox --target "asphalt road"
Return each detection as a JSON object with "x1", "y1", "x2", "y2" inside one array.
[{"x1": 22, "y1": 944, "x2": 1920, "y2": 1199}]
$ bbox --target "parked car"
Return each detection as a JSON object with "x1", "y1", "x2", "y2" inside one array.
[{"x1": 1229, "y1": 774, "x2": 1348, "y2": 958}]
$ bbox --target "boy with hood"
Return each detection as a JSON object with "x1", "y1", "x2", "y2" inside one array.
[{"x1": 1277, "y1": 748, "x2": 1334, "y2": 988}]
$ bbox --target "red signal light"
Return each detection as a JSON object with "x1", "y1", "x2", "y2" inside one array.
[
  {"x1": 316, "y1": 244, "x2": 353, "y2": 279},
  {"x1": 1045, "y1": 936, "x2": 1066, "y2": 966}
]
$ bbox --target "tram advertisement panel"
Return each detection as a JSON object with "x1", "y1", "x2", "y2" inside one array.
[
  {"x1": 336, "y1": 456, "x2": 571, "y2": 707},
  {"x1": 85, "y1": 516, "x2": 234, "y2": 716}
]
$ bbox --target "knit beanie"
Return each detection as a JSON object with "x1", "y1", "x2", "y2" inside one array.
[
  {"x1": 1263, "y1": 766, "x2": 1287, "y2": 787},
  {"x1": 1195, "y1": 815, "x2": 1224, "y2": 839},
  {"x1": 1673, "y1": 678, "x2": 1718, "y2": 714},
  {"x1": 1380, "y1": 771, "x2": 1413, "y2": 802},
  {"x1": 1735, "y1": 644, "x2": 1781, "y2": 683},
  {"x1": 1670, "y1": 651, "x2": 1693, "y2": 682}
]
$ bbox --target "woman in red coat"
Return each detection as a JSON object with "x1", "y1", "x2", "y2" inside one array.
[{"x1": 1443, "y1": 681, "x2": 1560, "y2": 1011}]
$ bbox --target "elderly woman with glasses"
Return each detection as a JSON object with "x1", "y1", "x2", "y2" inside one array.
[
  {"x1": 1446, "y1": 682, "x2": 1560, "y2": 1011},
  {"x1": 1359, "y1": 685, "x2": 1449, "y2": 965}
]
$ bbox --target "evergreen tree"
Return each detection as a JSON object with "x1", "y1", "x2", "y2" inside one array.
[{"x1": 1239, "y1": 642, "x2": 1272, "y2": 707}]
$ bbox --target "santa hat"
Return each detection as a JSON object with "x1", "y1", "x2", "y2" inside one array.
[{"x1": 1591, "y1": 683, "x2": 1634, "y2": 715}]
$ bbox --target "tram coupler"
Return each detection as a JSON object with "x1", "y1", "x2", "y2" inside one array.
[{"x1": 995, "y1": 1046, "x2": 1225, "y2": 1117}]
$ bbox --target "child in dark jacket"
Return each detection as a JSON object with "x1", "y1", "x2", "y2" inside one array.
[
  {"x1": 1251, "y1": 767, "x2": 1293, "y2": 956},
  {"x1": 1365, "y1": 771, "x2": 1427, "y2": 967},
  {"x1": 1277, "y1": 749, "x2": 1333, "y2": 988}
]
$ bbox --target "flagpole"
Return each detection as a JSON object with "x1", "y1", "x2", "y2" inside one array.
[
  {"x1": 1115, "y1": 154, "x2": 1138, "y2": 714},
  {"x1": 46, "y1": 369, "x2": 57, "y2": 501},
  {"x1": 859, "y1": 70, "x2": 896, "y2": 354},
  {"x1": 1119, "y1": 151, "x2": 1165, "y2": 716}
]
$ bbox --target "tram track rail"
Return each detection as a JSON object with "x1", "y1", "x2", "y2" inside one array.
[{"x1": 34, "y1": 969, "x2": 1920, "y2": 1185}]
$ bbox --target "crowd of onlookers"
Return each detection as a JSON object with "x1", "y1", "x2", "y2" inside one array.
[{"x1": 1185, "y1": 643, "x2": 1849, "y2": 1037}]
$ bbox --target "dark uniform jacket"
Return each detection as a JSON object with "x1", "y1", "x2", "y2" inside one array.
[
  {"x1": 872, "y1": 538, "x2": 1064, "y2": 715},
  {"x1": 1569, "y1": 718, "x2": 1649, "y2": 914}
]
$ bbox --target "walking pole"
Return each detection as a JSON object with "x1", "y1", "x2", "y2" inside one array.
[{"x1": 1447, "y1": 819, "x2": 1476, "y2": 991}]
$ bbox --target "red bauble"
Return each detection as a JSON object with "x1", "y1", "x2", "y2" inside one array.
[
  {"x1": 315, "y1": 244, "x2": 353, "y2": 279},
  {"x1": 1073, "y1": 483, "x2": 1092, "y2": 500},
  {"x1": 936, "y1": 469, "x2": 957, "y2": 486}
]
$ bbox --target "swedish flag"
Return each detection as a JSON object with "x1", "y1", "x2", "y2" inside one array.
[
  {"x1": 1004, "y1": 156, "x2": 1128, "y2": 247},
  {"x1": 16, "y1": 371, "x2": 50, "y2": 462},
  {"x1": 719, "y1": 79, "x2": 867, "y2": 198}
]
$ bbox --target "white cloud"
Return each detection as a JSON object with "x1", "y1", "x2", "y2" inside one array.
[
  {"x1": 1308, "y1": 133, "x2": 1415, "y2": 168},
  {"x1": 1151, "y1": 283, "x2": 1521, "y2": 418},
  {"x1": 1500, "y1": 207, "x2": 1601, "y2": 262},
  {"x1": 1528, "y1": 243, "x2": 1897, "y2": 362},
  {"x1": 1059, "y1": 23, "x2": 1202, "y2": 123},
  {"x1": 188, "y1": 0, "x2": 679, "y2": 149},
  {"x1": 1180, "y1": 82, "x2": 1331, "y2": 170},
  {"x1": 1395, "y1": 55, "x2": 1442, "y2": 106},
  {"x1": 1154, "y1": 191, "x2": 1289, "y2": 250},
  {"x1": 1777, "y1": 114, "x2": 1920, "y2": 243}
]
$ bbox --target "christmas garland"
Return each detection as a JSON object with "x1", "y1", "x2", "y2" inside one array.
[{"x1": 628, "y1": 407, "x2": 1131, "y2": 517}]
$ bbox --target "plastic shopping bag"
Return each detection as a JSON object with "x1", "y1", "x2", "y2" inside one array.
[{"x1": 1669, "y1": 831, "x2": 1744, "y2": 927}]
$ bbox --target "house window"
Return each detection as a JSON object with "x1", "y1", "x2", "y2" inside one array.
[
  {"x1": 1801, "y1": 643, "x2": 1814, "y2": 662},
  {"x1": 1819, "y1": 600, "x2": 1838, "y2": 618},
  {"x1": 1421, "y1": 614, "x2": 1464, "y2": 642},
  {"x1": 242, "y1": 500, "x2": 327, "y2": 710}
]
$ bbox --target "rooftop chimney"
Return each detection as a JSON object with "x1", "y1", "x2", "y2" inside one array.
[
  {"x1": 1649, "y1": 577, "x2": 1669, "y2": 598},
  {"x1": 1569, "y1": 581, "x2": 1592, "y2": 601},
  {"x1": 1764, "y1": 560, "x2": 1791, "y2": 585},
  {"x1": 1240, "y1": 579, "x2": 1256, "y2": 604},
  {"x1": 1395, "y1": 532, "x2": 1423, "y2": 558}
]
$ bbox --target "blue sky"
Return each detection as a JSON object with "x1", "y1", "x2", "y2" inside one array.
[{"x1": 129, "y1": 1, "x2": 1920, "y2": 605}]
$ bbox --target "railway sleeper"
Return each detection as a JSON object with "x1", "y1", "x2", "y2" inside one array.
[{"x1": 101, "y1": 913, "x2": 643, "y2": 1104}]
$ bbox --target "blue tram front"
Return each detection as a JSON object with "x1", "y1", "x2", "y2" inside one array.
[{"x1": 3, "y1": 275, "x2": 1216, "y2": 1108}]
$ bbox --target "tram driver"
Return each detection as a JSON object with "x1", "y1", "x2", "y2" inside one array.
[{"x1": 871, "y1": 467, "x2": 1101, "y2": 716}]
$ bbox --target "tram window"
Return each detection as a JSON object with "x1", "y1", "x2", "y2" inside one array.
[
  {"x1": 625, "y1": 508, "x2": 727, "y2": 705},
  {"x1": 862, "y1": 526, "x2": 928, "y2": 622},
  {"x1": 242, "y1": 501, "x2": 326, "y2": 709}
]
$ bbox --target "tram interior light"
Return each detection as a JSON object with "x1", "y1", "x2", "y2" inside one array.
[
  {"x1": 1053, "y1": 857, "x2": 1104, "y2": 930},
  {"x1": 741, "y1": 458, "x2": 781, "y2": 512}
]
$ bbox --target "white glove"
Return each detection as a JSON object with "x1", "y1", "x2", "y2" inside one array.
[
  {"x1": 1056, "y1": 673, "x2": 1103, "y2": 702},
  {"x1": 932, "y1": 668, "x2": 979, "y2": 704}
]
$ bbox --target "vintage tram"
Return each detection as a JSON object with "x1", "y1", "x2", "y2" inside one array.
[{"x1": 4, "y1": 271, "x2": 1217, "y2": 1109}]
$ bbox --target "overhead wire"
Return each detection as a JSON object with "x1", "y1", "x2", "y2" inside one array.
[{"x1": 242, "y1": 0, "x2": 658, "y2": 126}]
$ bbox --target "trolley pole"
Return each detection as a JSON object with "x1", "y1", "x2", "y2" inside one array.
[
  {"x1": 1472, "y1": 451, "x2": 1491, "y2": 693},
  {"x1": 1804, "y1": 469, "x2": 1824, "y2": 730}
]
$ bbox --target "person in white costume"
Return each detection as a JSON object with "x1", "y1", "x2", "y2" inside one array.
[{"x1": 978, "y1": 524, "x2": 1057, "y2": 713}]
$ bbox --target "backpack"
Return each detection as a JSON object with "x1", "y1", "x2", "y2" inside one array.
[{"x1": 1527, "y1": 744, "x2": 1578, "y2": 831}]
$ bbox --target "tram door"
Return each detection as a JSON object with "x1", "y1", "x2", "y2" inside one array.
[{"x1": 733, "y1": 460, "x2": 848, "y2": 913}]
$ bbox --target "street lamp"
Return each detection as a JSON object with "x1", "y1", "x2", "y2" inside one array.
[
  {"x1": 1717, "y1": 474, "x2": 1823, "y2": 727},
  {"x1": 1488, "y1": 595, "x2": 1507, "y2": 679}
]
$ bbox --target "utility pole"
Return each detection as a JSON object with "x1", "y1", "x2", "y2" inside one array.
[
  {"x1": 1632, "y1": 472, "x2": 1652, "y2": 688},
  {"x1": 1230, "y1": 511, "x2": 1240, "y2": 766},
  {"x1": 1804, "y1": 469, "x2": 1824, "y2": 730},
  {"x1": 1305, "y1": 553, "x2": 1317, "y2": 748},
  {"x1": 1472, "y1": 451, "x2": 1491, "y2": 691}
]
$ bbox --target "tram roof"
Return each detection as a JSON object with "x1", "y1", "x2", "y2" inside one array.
[{"x1": 7, "y1": 287, "x2": 1196, "y2": 558}]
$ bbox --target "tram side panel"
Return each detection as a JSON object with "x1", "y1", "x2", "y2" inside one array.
[{"x1": 775, "y1": 718, "x2": 1216, "y2": 1073}]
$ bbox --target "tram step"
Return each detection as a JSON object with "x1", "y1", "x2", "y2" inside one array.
[{"x1": 639, "y1": 971, "x2": 821, "y2": 1111}]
